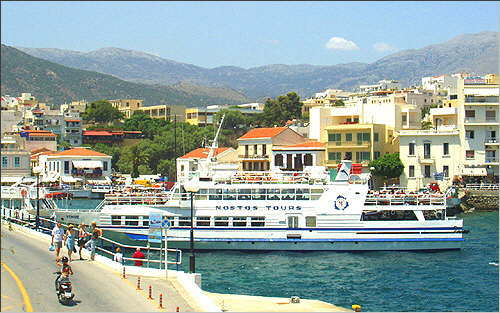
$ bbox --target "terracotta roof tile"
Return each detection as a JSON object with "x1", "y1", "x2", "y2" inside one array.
[
  {"x1": 83, "y1": 130, "x2": 115, "y2": 136},
  {"x1": 179, "y1": 147, "x2": 230, "y2": 159},
  {"x1": 51, "y1": 147, "x2": 110, "y2": 157},
  {"x1": 237, "y1": 127, "x2": 287, "y2": 140}
]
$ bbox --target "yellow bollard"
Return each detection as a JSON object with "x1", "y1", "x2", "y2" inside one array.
[{"x1": 352, "y1": 304, "x2": 362, "y2": 312}]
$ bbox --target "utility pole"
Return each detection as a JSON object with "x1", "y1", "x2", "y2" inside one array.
[{"x1": 174, "y1": 115, "x2": 177, "y2": 181}]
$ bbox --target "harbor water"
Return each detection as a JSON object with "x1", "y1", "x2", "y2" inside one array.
[{"x1": 58, "y1": 200, "x2": 499, "y2": 312}]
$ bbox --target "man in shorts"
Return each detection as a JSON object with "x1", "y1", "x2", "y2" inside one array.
[{"x1": 51, "y1": 221, "x2": 65, "y2": 262}]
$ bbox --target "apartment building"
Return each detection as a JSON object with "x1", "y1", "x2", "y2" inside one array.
[
  {"x1": 185, "y1": 103, "x2": 264, "y2": 126},
  {"x1": 359, "y1": 80, "x2": 401, "y2": 93},
  {"x1": 109, "y1": 98, "x2": 185, "y2": 122},
  {"x1": 399, "y1": 128, "x2": 461, "y2": 191},
  {"x1": 271, "y1": 141, "x2": 325, "y2": 171},
  {"x1": 237, "y1": 127, "x2": 307, "y2": 171},
  {"x1": 301, "y1": 89, "x2": 351, "y2": 115},
  {"x1": 109, "y1": 99, "x2": 144, "y2": 118},
  {"x1": 176, "y1": 147, "x2": 238, "y2": 181},
  {"x1": 19, "y1": 129, "x2": 57, "y2": 152},
  {"x1": 458, "y1": 74, "x2": 499, "y2": 180},
  {"x1": 1, "y1": 136, "x2": 31, "y2": 178}
]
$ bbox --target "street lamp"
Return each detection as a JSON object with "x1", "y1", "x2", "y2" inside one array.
[
  {"x1": 184, "y1": 181, "x2": 199, "y2": 274},
  {"x1": 33, "y1": 166, "x2": 43, "y2": 231},
  {"x1": 369, "y1": 167, "x2": 375, "y2": 190}
]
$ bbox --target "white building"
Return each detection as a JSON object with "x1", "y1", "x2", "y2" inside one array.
[
  {"x1": 1, "y1": 136, "x2": 31, "y2": 180},
  {"x1": 176, "y1": 147, "x2": 238, "y2": 182},
  {"x1": 38, "y1": 147, "x2": 112, "y2": 184},
  {"x1": 399, "y1": 129, "x2": 461, "y2": 191},
  {"x1": 359, "y1": 80, "x2": 401, "y2": 93},
  {"x1": 421, "y1": 74, "x2": 458, "y2": 93}
]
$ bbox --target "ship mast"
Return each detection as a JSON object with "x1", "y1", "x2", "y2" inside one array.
[{"x1": 207, "y1": 114, "x2": 225, "y2": 161}]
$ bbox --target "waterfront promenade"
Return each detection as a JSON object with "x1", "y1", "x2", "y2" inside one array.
[{"x1": 1, "y1": 219, "x2": 349, "y2": 312}]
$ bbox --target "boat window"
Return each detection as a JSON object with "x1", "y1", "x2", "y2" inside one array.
[
  {"x1": 196, "y1": 216, "x2": 211, "y2": 226},
  {"x1": 266, "y1": 189, "x2": 281, "y2": 200},
  {"x1": 251, "y1": 189, "x2": 266, "y2": 200},
  {"x1": 223, "y1": 189, "x2": 237, "y2": 200},
  {"x1": 124, "y1": 215, "x2": 139, "y2": 226},
  {"x1": 281, "y1": 189, "x2": 295, "y2": 200},
  {"x1": 361, "y1": 210, "x2": 419, "y2": 221},
  {"x1": 310, "y1": 188, "x2": 324, "y2": 200},
  {"x1": 296, "y1": 189, "x2": 310, "y2": 200},
  {"x1": 250, "y1": 216, "x2": 265, "y2": 227},
  {"x1": 111, "y1": 215, "x2": 122, "y2": 225},
  {"x1": 305, "y1": 216, "x2": 316, "y2": 227},
  {"x1": 232, "y1": 216, "x2": 247, "y2": 227},
  {"x1": 195, "y1": 189, "x2": 208, "y2": 200},
  {"x1": 238, "y1": 189, "x2": 252, "y2": 200},
  {"x1": 142, "y1": 216, "x2": 149, "y2": 227},
  {"x1": 178, "y1": 216, "x2": 191, "y2": 226},
  {"x1": 208, "y1": 189, "x2": 222, "y2": 200},
  {"x1": 214, "y1": 216, "x2": 229, "y2": 226}
]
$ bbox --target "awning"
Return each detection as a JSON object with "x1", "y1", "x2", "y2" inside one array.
[
  {"x1": 61, "y1": 176, "x2": 82, "y2": 183},
  {"x1": 460, "y1": 167, "x2": 487, "y2": 176},
  {"x1": 72, "y1": 160, "x2": 103, "y2": 169}
]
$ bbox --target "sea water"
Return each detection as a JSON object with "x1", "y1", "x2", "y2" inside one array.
[{"x1": 63, "y1": 200, "x2": 499, "y2": 311}]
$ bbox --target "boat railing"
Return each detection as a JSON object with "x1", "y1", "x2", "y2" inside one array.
[
  {"x1": 463, "y1": 183, "x2": 499, "y2": 191},
  {"x1": 104, "y1": 194, "x2": 169, "y2": 205},
  {"x1": 1, "y1": 206, "x2": 182, "y2": 270},
  {"x1": 364, "y1": 194, "x2": 446, "y2": 206}
]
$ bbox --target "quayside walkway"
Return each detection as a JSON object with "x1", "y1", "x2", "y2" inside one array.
[{"x1": 1, "y1": 211, "x2": 350, "y2": 312}]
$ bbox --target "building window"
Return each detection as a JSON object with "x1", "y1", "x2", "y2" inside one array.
[
  {"x1": 465, "y1": 110, "x2": 475, "y2": 118},
  {"x1": 262, "y1": 145, "x2": 266, "y2": 156},
  {"x1": 345, "y1": 133, "x2": 352, "y2": 142},
  {"x1": 409, "y1": 165, "x2": 415, "y2": 178},
  {"x1": 374, "y1": 151, "x2": 381, "y2": 160},
  {"x1": 275, "y1": 154, "x2": 284, "y2": 167},
  {"x1": 328, "y1": 152, "x2": 341, "y2": 161},
  {"x1": 14, "y1": 157, "x2": 20, "y2": 168},
  {"x1": 254, "y1": 144, "x2": 258, "y2": 155},
  {"x1": 465, "y1": 150, "x2": 475, "y2": 159},
  {"x1": 409, "y1": 142, "x2": 415, "y2": 155},
  {"x1": 328, "y1": 133, "x2": 341, "y2": 142},
  {"x1": 443, "y1": 143, "x2": 449, "y2": 156},
  {"x1": 103, "y1": 161, "x2": 108, "y2": 171},
  {"x1": 355, "y1": 152, "x2": 370, "y2": 162},
  {"x1": 374, "y1": 133, "x2": 379, "y2": 142},
  {"x1": 64, "y1": 161, "x2": 70, "y2": 174},
  {"x1": 423, "y1": 143, "x2": 431, "y2": 158},
  {"x1": 465, "y1": 130, "x2": 474, "y2": 139},
  {"x1": 443, "y1": 166, "x2": 449, "y2": 178},
  {"x1": 486, "y1": 110, "x2": 496, "y2": 121},
  {"x1": 245, "y1": 145, "x2": 249, "y2": 156},
  {"x1": 356, "y1": 133, "x2": 370, "y2": 143},
  {"x1": 488, "y1": 130, "x2": 497, "y2": 140},
  {"x1": 424, "y1": 165, "x2": 431, "y2": 178}
]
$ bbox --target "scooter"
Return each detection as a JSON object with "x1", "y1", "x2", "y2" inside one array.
[{"x1": 55, "y1": 272, "x2": 74, "y2": 304}]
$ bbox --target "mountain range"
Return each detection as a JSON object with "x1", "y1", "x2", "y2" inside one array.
[
  {"x1": 1, "y1": 44, "x2": 249, "y2": 106},
  {"x1": 15, "y1": 31, "x2": 498, "y2": 100}
]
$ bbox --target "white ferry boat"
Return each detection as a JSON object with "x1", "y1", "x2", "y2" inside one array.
[{"x1": 45, "y1": 158, "x2": 464, "y2": 251}]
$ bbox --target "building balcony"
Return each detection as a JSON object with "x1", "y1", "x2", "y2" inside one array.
[
  {"x1": 327, "y1": 141, "x2": 370, "y2": 149},
  {"x1": 239, "y1": 154, "x2": 269, "y2": 160},
  {"x1": 464, "y1": 118, "x2": 499, "y2": 126},
  {"x1": 485, "y1": 138, "x2": 499, "y2": 145},
  {"x1": 430, "y1": 107, "x2": 457, "y2": 116}
]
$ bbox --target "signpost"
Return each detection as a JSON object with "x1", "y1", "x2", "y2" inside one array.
[{"x1": 148, "y1": 213, "x2": 171, "y2": 278}]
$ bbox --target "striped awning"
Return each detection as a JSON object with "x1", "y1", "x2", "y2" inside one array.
[{"x1": 72, "y1": 160, "x2": 103, "y2": 169}]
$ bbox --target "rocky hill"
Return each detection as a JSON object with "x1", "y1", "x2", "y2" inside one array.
[
  {"x1": 16, "y1": 31, "x2": 498, "y2": 100},
  {"x1": 0, "y1": 44, "x2": 249, "y2": 106}
]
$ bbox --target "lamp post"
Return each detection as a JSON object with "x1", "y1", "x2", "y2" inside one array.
[
  {"x1": 33, "y1": 166, "x2": 42, "y2": 231},
  {"x1": 184, "y1": 181, "x2": 199, "y2": 274},
  {"x1": 369, "y1": 167, "x2": 375, "y2": 190}
]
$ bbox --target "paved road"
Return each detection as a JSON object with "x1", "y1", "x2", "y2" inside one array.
[{"x1": 1, "y1": 227, "x2": 164, "y2": 312}]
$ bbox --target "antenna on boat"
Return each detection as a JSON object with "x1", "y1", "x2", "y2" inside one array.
[{"x1": 207, "y1": 114, "x2": 225, "y2": 161}]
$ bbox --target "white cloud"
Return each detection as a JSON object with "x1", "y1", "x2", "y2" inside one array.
[
  {"x1": 325, "y1": 37, "x2": 359, "y2": 51},
  {"x1": 373, "y1": 42, "x2": 397, "y2": 52}
]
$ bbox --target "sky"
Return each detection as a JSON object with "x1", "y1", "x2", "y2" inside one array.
[{"x1": 1, "y1": 1, "x2": 498, "y2": 69}]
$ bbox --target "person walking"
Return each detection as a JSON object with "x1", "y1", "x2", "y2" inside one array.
[
  {"x1": 84, "y1": 221, "x2": 102, "y2": 261},
  {"x1": 51, "y1": 221, "x2": 65, "y2": 262},
  {"x1": 64, "y1": 224, "x2": 76, "y2": 262},
  {"x1": 132, "y1": 248, "x2": 145, "y2": 267},
  {"x1": 77, "y1": 223, "x2": 89, "y2": 260}
]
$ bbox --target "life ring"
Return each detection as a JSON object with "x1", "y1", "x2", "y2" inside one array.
[{"x1": 20, "y1": 188, "x2": 28, "y2": 197}]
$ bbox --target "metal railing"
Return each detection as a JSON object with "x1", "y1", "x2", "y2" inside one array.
[
  {"x1": 1, "y1": 206, "x2": 182, "y2": 270},
  {"x1": 464, "y1": 183, "x2": 499, "y2": 190}
]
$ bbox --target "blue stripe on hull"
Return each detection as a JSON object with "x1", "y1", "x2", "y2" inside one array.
[{"x1": 101, "y1": 225, "x2": 462, "y2": 231}]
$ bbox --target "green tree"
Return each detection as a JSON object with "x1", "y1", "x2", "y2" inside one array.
[
  {"x1": 368, "y1": 153, "x2": 404, "y2": 180},
  {"x1": 260, "y1": 92, "x2": 303, "y2": 127},
  {"x1": 83, "y1": 100, "x2": 124, "y2": 124},
  {"x1": 117, "y1": 143, "x2": 151, "y2": 177},
  {"x1": 214, "y1": 109, "x2": 248, "y2": 130},
  {"x1": 333, "y1": 99, "x2": 345, "y2": 106},
  {"x1": 421, "y1": 121, "x2": 433, "y2": 130},
  {"x1": 157, "y1": 159, "x2": 176, "y2": 180}
]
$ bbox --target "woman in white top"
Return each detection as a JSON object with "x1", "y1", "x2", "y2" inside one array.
[{"x1": 113, "y1": 247, "x2": 123, "y2": 264}]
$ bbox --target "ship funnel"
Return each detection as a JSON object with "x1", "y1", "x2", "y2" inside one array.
[{"x1": 335, "y1": 160, "x2": 352, "y2": 182}]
